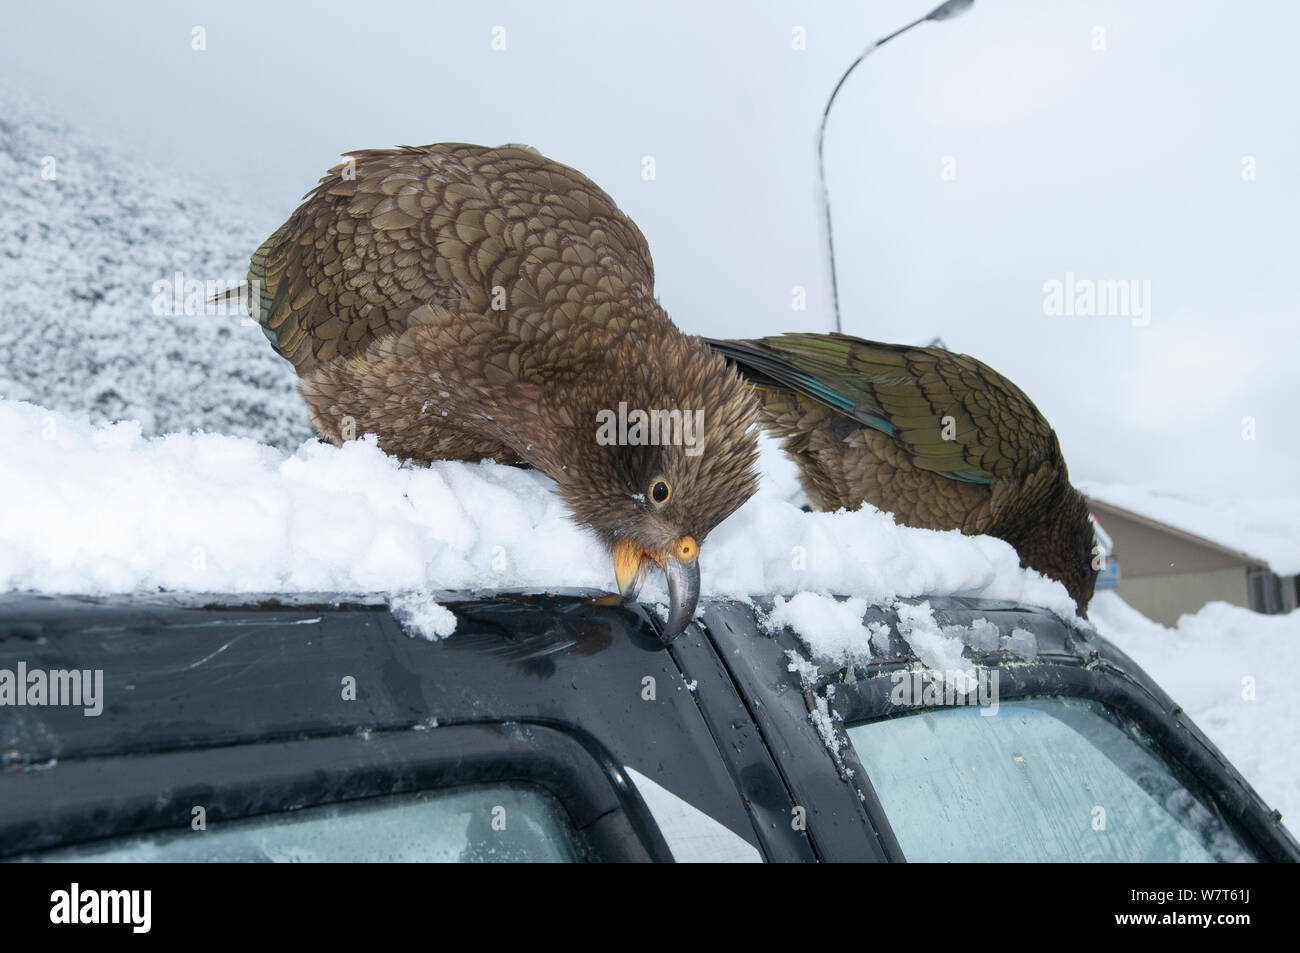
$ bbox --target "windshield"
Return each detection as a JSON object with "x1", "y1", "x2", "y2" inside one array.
[{"x1": 846, "y1": 696, "x2": 1257, "y2": 862}]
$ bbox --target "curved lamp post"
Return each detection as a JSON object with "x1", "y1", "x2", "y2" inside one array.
[{"x1": 818, "y1": 0, "x2": 975, "y2": 333}]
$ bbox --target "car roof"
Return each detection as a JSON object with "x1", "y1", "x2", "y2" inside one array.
[{"x1": 2, "y1": 588, "x2": 1295, "y2": 862}]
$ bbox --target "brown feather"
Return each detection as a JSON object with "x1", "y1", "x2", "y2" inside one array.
[{"x1": 247, "y1": 143, "x2": 759, "y2": 574}]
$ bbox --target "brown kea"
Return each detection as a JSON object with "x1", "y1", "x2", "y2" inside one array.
[
  {"x1": 243, "y1": 143, "x2": 760, "y2": 641},
  {"x1": 706, "y1": 333, "x2": 1098, "y2": 615}
]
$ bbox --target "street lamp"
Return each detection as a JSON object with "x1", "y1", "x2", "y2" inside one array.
[{"x1": 818, "y1": 0, "x2": 975, "y2": 333}]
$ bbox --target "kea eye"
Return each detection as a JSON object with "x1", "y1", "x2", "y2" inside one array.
[{"x1": 650, "y1": 479, "x2": 672, "y2": 504}]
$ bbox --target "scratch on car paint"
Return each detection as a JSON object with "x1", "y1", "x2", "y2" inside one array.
[
  {"x1": 183, "y1": 635, "x2": 249, "y2": 670},
  {"x1": 168, "y1": 617, "x2": 322, "y2": 629}
]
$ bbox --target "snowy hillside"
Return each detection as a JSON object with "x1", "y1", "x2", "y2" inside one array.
[{"x1": 0, "y1": 89, "x2": 309, "y2": 448}]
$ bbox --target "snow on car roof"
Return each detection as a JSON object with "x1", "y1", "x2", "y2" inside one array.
[{"x1": 0, "y1": 399, "x2": 1079, "y2": 625}]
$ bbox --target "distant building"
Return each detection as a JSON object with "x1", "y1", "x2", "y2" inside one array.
[{"x1": 1086, "y1": 495, "x2": 1299, "y2": 627}]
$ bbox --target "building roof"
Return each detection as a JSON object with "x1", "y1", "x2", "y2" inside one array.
[{"x1": 1081, "y1": 483, "x2": 1300, "y2": 577}]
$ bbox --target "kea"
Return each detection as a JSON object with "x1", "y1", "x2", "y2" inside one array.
[
  {"x1": 706, "y1": 333, "x2": 1098, "y2": 615},
  {"x1": 241, "y1": 143, "x2": 760, "y2": 641}
]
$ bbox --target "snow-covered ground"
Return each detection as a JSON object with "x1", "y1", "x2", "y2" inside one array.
[{"x1": 1, "y1": 87, "x2": 1295, "y2": 841}]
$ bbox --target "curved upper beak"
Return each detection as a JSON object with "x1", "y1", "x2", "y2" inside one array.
[
  {"x1": 612, "y1": 539, "x2": 701, "y2": 644},
  {"x1": 659, "y1": 556, "x2": 700, "y2": 643}
]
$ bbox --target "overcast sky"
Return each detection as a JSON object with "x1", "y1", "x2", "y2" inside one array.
[{"x1": 3, "y1": 0, "x2": 1297, "y2": 500}]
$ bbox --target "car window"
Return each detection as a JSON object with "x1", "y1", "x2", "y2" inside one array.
[
  {"x1": 22, "y1": 783, "x2": 590, "y2": 863},
  {"x1": 846, "y1": 696, "x2": 1257, "y2": 862}
]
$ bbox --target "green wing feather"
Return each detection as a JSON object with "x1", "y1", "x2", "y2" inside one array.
[{"x1": 706, "y1": 332, "x2": 1061, "y2": 485}]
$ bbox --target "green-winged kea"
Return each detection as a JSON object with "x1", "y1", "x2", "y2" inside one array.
[{"x1": 706, "y1": 333, "x2": 1097, "y2": 615}]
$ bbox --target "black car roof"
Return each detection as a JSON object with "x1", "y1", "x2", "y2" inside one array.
[{"x1": 1, "y1": 589, "x2": 1295, "y2": 862}]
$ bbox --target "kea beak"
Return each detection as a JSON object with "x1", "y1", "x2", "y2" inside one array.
[
  {"x1": 612, "y1": 536, "x2": 702, "y2": 644},
  {"x1": 660, "y1": 556, "x2": 701, "y2": 643}
]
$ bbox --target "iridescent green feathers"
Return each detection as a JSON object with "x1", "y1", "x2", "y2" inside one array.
[
  {"x1": 708, "y1": 332, "x2": 1096, "y2": 614},
  {"x1": 706, "y1": 333, "x2": 1063, "y2": 486}
]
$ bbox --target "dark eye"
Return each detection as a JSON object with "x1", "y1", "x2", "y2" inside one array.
[{"x1": 650, "y1": 480, "x2": 671, "y2": 504}]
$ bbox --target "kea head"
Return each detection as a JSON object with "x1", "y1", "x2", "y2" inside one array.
[
  {"x1": 1009, "y1": 487, "x2": 1099, "y2": 618},
  {"x1": 550, "y1": 334, "x2": 760, "y2": 642},
  {"x1": 1066, "y1": 507, "x2": 1102, "y2": 618}
]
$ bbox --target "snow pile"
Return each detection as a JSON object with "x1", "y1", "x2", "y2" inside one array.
[
  {"x1": 0, "y1": 398, "x2": 1081, "y2": 619},
  {"x1": 0, "y1": 88, "x2": 309, "y2": 450},
  {"x1": 807, "y1": 689, "x2": 844, "y2": 759},
  {"x1": 893, "y1": 601, "x2": 979, "y2": 688},
  {"x1": 765, "y1": 592, "x2": 1033, "y2": 688},
  {"x1": 1092, "y1": 592, "x2": 1300, "y2": 829},
  {"x1": 1083, "y1": 481, "x2": 1300, "y2": 576},
  {"x1": 390, "y1": 591, "x2": 458, "y2": 640},
  {"x1": 764, "y1": 593, "x2": 890, "y2": 666}
]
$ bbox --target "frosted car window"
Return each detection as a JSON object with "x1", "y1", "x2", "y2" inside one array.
[
  {"x1": 847, "y1": 697, "x2": 1256, "y2": 862},
  {"x1": 26, "y1": 783, "x2": 589, "y2": 863}
]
